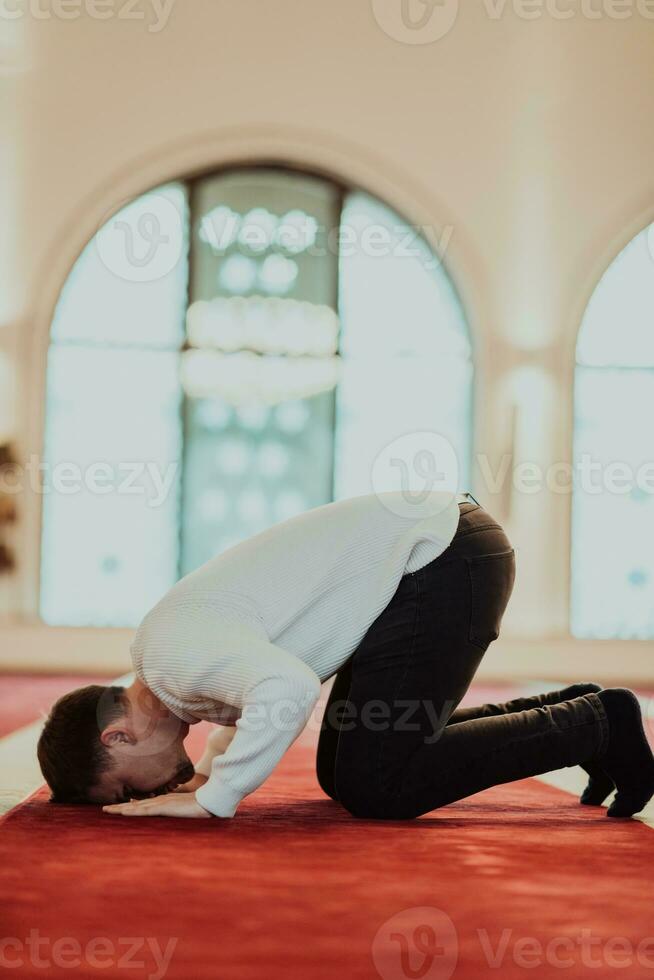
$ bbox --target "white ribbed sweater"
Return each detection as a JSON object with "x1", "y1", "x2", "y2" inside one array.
[{"x1": 131, "y1": 491, "x2": 460, "y2": 817}]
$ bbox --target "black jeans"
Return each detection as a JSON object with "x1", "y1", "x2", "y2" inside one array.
[{"x1": 316, "y1": 502, "x2": 609, "y2": 819}]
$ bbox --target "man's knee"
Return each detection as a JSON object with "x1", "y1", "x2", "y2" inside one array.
[
  {"x1": 316, "y1": 766, "x2": 339, "y2": 802},
  {"x1": 342, "y1": 800, "x2": 417, "y2": 821},
  {"x1": 337, "y1": 784, "x2": 417, "y2": 821}
]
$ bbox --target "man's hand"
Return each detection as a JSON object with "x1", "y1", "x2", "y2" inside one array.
[{"x1": 103, "y1": 792, "x2": 212, "y2": 819}]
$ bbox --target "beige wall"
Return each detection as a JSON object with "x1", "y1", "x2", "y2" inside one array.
[{"x1": 1, "y1": 0, "x2": 653, "y2": 675}]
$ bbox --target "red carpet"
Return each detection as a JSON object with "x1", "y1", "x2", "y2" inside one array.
[
  {"x1": 2, "y1": 700, "x2": 654, "y2": 979},
  {"x1": 0, "y1": 673, "x2": 108, "y2": 737}
]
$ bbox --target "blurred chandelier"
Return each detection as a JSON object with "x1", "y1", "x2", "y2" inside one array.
[
  {"x1": 181, "y1": 296, "x2": 342, "y2": 405},
  {"x1": 199, "y1": 206, "x2": 319, "y2": 255}
]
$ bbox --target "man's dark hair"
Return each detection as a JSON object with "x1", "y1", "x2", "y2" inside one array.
[{"x1": 37, "y1": 685, "x2": 127, "y2": 803}]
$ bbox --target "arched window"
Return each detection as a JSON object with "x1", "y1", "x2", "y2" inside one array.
[
  {"x1": 572, "y1": 222, "x2": 654, "y2": 639},
  {"x1": 40, "y1": 168, "x2": 473, "y2": 626}
]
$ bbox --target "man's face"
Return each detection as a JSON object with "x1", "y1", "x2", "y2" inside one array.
[{"x1": 90, "y1": 701, "x2": 194, "y2": 804}]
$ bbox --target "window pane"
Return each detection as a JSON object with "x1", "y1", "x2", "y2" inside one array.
[
  {"x1": 337, "y1": 193, "x2": 470, "y2": 360},
  {"x1": 180, "y1": 170, "x2": 340, "y2": 572},
  {"x1": 51, "y1": 183, "x2": 188, "y2": 350},
  {"x1": 182, "y1": 396, "x2": 334, "y2": 569},
  {"x1": 41, "y1": 183, "x2": 189, "y2": 626},
  {"x1": 577, "y1": 224, "x2": 654, "y2": 368},
  {"x1": 40, "y1": 347, "x2": 183, "y2": 626},
  {"x1": 571, "y1": 367, "x2": 654, "y2": 639},
  {"x1": 334, "y1": 191, "x2": 472, "y2": 499}
]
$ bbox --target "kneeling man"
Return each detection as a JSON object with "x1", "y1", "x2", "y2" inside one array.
[{"x1": 38, "y1": 492, "x2": 654, "y2": 821}]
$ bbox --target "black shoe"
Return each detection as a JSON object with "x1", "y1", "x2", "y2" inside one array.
[{"x1": 595, "y1": 688, "x2": 654, "y2": 819}]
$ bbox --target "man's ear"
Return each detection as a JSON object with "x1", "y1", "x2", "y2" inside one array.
[{"x1": 100, "y1": 724, "x2": 135, "y2": 747}]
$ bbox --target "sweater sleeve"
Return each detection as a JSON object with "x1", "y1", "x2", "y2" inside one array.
[
  {"x1": 138, "y1": 601, "x2": 322, "y2": 818},
  {"x1": 194, "y1": 636, "x2": 322, "y2": 817}
]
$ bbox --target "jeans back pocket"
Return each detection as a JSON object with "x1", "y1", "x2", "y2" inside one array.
[{"x1": 466, "y1": 550, "x2": 516, "y2": 650}]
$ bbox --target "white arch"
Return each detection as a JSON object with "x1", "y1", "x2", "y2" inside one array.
[
  {"x1": 563, "y1": 195, "x2": 654, "y2": 369},
  {"x1": 19, "y1": 126, "x2": 480, "y2": 617}
]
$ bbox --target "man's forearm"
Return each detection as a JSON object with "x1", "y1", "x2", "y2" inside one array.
[{"x1": 194, "y1": 726, "x2": 237, "y2": 777}]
